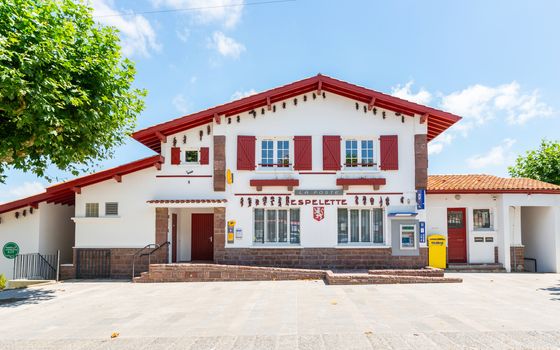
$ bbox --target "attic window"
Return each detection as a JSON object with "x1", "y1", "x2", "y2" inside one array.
[{"x1": 85, "y1": 203, "x2": 99, "y2": 217}]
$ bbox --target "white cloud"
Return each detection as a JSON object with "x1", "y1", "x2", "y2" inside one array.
[
  {"x1": 172, "y1": 94, "x2": 190, "y2": 114},
  {"x1": 391, "y1": 81, "x2": 432, "y2": 105},
  {"x1": 91, "y1": 0, "x2": 161, "y2": 57},
  {"x1": 231, "y1": 89, "x2": 257, "y2": 101},
  {"x1": 208, "y1": 31, "x2": 245, "y2": 58},
  {"x1": 428, "y1": 132, "x2": 454, "y2": 156},
  {"x1": 466, "y1": 138, "x2": 516, "y2": 169},
  {"x1": 0, "y1": 182, "x2": 46, "y2": 203},
  {"x1": 440, "y1": 81, "x2": 553, "y2": 132},
  {"x1": 176, "y1": 27, "x2": 190, "y2": 42},
  {"x1": 152, "y1": 0, "x2": 244, "y2": 28}
]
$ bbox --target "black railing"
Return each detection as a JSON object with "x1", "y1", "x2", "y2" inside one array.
[
  {"x1": 13, "y1": 251, "x2": 59, "y2": 281},
  {"x1": 131, "y1": 241, "x2": 170, "y2": 279}
]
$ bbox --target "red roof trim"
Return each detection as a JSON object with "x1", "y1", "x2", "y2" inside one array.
[
  {"x1": 0, "y1": 155, "x2": 164, "y2": 215},
  {"x1": 427, "y1": 189, "x2": 560, "y2": 195},
  {"x1": 132, "y1": 74, "x2": 462, "y2": 152}
]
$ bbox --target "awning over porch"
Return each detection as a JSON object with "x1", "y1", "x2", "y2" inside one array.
[{"x1": 147, "y1": 199, "x2": 227, "y2": 208}]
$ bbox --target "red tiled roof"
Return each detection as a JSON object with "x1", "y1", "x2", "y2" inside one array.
[
  {"x1": 427, "y1": 175, "x2": 560, "y2": 194},
  {"x1": 132, "y1": 74, "x2": 462, "y2": 152},
  {"x1": 147, "y1": 199, "x2": 227, "y2": 204},
  {"x1": 0, "y1": 155, "x2": 164, "y2": 215}
]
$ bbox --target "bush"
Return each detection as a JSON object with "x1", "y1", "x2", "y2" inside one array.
[{"x1": 0, "y1": 274, "x2": 6, "y2": 290}]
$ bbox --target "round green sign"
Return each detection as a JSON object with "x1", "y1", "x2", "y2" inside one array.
[{"x1": 3, "y1": 242, "x2": 19, "y2": 259}]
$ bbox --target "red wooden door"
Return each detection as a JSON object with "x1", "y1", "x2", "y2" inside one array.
[
  {"x1": 191, "y1": 214, "x2": 214, "y2": 261},
  {"x1": 171, "y1": 213, "x2": 178, "y2": 263},
  {"x1": 447, "y1": 208, "x2": 467, "y2": 263}
]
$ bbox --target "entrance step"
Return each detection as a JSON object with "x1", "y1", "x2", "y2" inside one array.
[
  {"x1": 134, "y1": 263, "x2": 462, "y2": 285},
  {"x1": 326, "y1": 271, "x2": 462, "y2": 285},
  {"x1": 446, "y1": 263, "x2": 506, "y2": 273}
]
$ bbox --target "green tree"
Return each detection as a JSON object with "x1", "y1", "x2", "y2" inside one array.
[
  {"x1": 0, "y1": 0, "x2": 145, "y2": 181},
  {"x1": 508, "y1": 139, "x2": 560, "y2": 185}
]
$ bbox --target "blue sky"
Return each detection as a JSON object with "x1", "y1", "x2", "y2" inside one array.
[{"x1": 1, "y1": 0, "x2": 559, "y2": 202}]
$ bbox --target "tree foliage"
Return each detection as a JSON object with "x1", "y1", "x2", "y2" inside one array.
[
  {"x1": 508, "y1": 139, "x2": 560, "y2": 185},
  {"x1": 0, "y1": 0, "x2": 145, "y2": 181}
]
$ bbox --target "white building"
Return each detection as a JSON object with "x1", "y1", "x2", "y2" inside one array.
[{"x1": 1, "y1": 74, "x2": 559, "y2": 279}]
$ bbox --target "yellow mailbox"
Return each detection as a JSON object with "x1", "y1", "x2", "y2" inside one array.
[{"x1": 428, "y1": 234, "x2": 447, "y2": 269}]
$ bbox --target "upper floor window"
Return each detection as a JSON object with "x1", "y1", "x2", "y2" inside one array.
[
  {"x1": 105, "y1": 202, "x2": 119, "y2": 216},
  {"x1": 184, "y1": 150, "x2": 199, "y2": 163},
  {"x1": 473, "y1": 209, "x2": 492, "y2": 230},
  {"x1": 260, "y1": 139, "x2": 291, "y2": 169},
  {"x1": 345, "y1": 139, "x2": 376, "y2": 169},
  {"x1": 85, "y1": 203, "x2": 99, "y2": 217}
]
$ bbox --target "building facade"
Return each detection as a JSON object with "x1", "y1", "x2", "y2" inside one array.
[{"x1": 1, "y1": 75, "x2": 559, "y2": 279}]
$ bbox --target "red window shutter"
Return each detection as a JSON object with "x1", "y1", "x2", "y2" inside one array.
[
  {"x1": 237, "y1": 136, "x2": 256, "y2": 170},
  {"x1": 322, "y1": 136, "x2": 341, "y2": 171},
  {"x1": 294, "y1": 136, "x2": 312, "y2": 171},
  {"x1": 380, "y1": 135, "x2": 399, "y2": 170},
  {"x1": 200, "y1": 147, "x2": 209, "y2": 165},
  {"x1": 171, "y1": 147, "x2": 181, "y2": 165}
]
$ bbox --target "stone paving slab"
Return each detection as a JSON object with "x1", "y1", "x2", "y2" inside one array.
[
  {"x1": 1, "y1": 273, "x2": 560, "y2": 349},
  {"x1": 1, "y1": 332, "x2": 560, "y2": 350}
]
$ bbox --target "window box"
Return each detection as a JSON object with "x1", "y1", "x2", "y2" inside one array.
[
  {"x1": 249, "y1": 179, "x2": 299, "y2": 191},
  {"x1": 336, "y1": 178, "x2": 386, "y2": 190}
]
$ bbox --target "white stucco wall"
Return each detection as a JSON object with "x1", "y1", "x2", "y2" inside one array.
[
  {"x1": 39, "y1": 203, "x2": 75, "y2": 263},
  {"x1": 0, "y1": 208, "x2": 40, "y2": 279},
  {"x1": 73, "y1": 91, "x2": 427, "y2": 253},
  {"x1": 521, "y1": 206, "x2": 559, "y2": 272},
  {"x1": 426, "y1": 193, "x2": 499, "y2": 264}
]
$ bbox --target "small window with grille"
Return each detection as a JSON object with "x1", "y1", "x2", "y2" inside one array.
[
  {"x1": 105, "y1": 202, "x2": 119, "y2": 216},
  {"x1": 85, "y1": 203, "x2": 99, "y2": 217}
]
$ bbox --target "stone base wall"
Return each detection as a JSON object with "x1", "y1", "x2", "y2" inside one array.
[
  {"x1": 510, "y1": 246, "x2": 525, "y2": 272},
  {"x1": 110, "y1": 247, "x2": 168, "y2": 279},
  {"x1": 67, "y1": 247, "x2": 168, "y2": 280},
  {"x1": 325, "y1": 271, "x2": 462, "y2": 285},
  {"x1": 135, "y1": 263, "x2": 325, "y2": 283},
  {"x1": 59, "y1": 264, "x2": 75, "y2": 280},
  {"x1": 494, "y1": 246, "x2": 499, "y2": 264},
  {"x1": 215, "y1": 247, "x2": 428, "y2": 270}
]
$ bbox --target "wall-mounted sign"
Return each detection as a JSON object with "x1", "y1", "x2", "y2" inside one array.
[
  {"x1": 474, "y1": 237, "x2": 484, "y2": 242},
  {"x1": 291, "y1": 199, "x2": 347, "y2": 206},
  {"x1": 485, "y1": 237, "x2": 494, "y2": 243},
  {"x1": 2, "y1": 242, "x2": 19, "y2": 259},
  {"x1": 235, "y1": 228, "x2": 243, "y2": 239},
  {"x1": 313, "y1": 207, "x2": 325, "y2": 221},
  {"x1": 419, "y1": 222, "x2": 426, "y2": 243},
  {"x1": 416, "y1": 189, "x2": 425, "y2": 210},
  {"x1": 295, "y1": 189, "x2": 343, "y2": 196}
]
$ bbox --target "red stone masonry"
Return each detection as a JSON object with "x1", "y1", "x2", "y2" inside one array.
[
  {"x1": 510, "y1": 246, "x2": 525, "y2": 272},
  {"x1": 215, "y1": 247, "x2": 429, "y2": 270}
]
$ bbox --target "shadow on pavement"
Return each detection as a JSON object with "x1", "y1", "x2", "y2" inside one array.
[
  {"x1": 539, "y1": 282, "x2": 560, "y2": 301},
  {"x1": 0, "y1": 287, "x2": 57, "y2": 308}
]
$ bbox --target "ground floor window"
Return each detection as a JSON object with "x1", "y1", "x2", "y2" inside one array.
[
  {"x1": 473, "y1": 209, "x2": 492, "y2": 230},
  {"x1": 400, "y1": 224, "x2": 416, "y2": 249},
  {"x1": 254, "y1": 208, "x2": 300, "y2": 244},
  {"x1": 337, "y1": 208, "x2": 384, "y2": 244}
]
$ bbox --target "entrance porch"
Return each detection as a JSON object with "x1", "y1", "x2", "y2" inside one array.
[{"x1": 148, "y1": 200, "x2": 227, "y2": 265}]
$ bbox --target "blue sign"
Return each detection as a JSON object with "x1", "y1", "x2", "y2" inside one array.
[
  {"x1": 419, "y1": 221, "x2": 426, "y2": 243},
  {"x1": 416, "y1": 189, "x2": 425, "y2": 210}
]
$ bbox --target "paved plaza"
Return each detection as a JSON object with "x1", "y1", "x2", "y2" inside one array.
[{"x1": 1, "y1": 273, "x2": 560, "y2": 349}]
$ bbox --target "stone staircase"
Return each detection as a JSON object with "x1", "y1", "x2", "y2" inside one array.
[
  {"x1": 134, "y1": 263, "x2": 462, "y2": 285},
  {"x1": 446, "y1": 263, "x2": 506, "y2": 273}
]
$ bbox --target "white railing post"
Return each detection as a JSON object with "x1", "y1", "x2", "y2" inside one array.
[{"x1": 56, "y1": 250, "x2": 60, "y2": 281}]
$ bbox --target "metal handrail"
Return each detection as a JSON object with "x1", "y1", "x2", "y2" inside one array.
[{"x1": 131, "y1": 241, "x2": 170, "y2": 279}]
